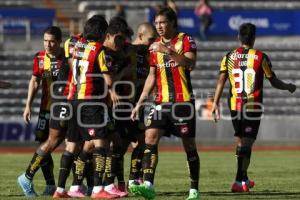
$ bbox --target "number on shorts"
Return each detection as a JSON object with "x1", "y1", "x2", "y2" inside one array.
[
  {"x1": 59, "y1": 107, "x2": 67, "y2": 119},
  {"x1": 37, "y1": 118, "x2": 46, "y2": 130}
]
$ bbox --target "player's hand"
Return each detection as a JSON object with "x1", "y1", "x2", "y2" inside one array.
[
  {"x1": 288, "y1": 83, "x2": 296, "y2": 93},
  {"x1": 131, "y1": 105, "x2": 140, "y2": 121},
  {"x1": 211, "y1": 103, "x2": 220, "y2": 122},
  {"x1": 149, "y1": 42, "x2": 169, "y2": 54},
  {"x1": 0, "y1": 81, "x2": 12, "y2": 89},
  {"x1": 109, "y1": 89, "x2": 120, "y2": 108},
  {"x1": 23, "y1": 106, "x2": 31, "y2": 124}
]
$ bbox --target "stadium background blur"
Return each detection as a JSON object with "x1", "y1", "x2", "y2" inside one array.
[{"x1": 0, "y1": 0, "x2": 300, "y2": 145}]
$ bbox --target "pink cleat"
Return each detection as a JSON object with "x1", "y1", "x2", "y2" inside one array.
[
  {"x1": 67, "y1": 189, "x2": 86, "y2": 198},
  {"x1": 105, "y1": 184, "x2": 128, "y2": 197}
]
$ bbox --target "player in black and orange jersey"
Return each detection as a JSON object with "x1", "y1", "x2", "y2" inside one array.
[
  {"x1": 211, "y1": 23, "x2": 296, "y2": 193},
  {"x1": 114, "y1": 22, "x2": 157, "y2": 190},
  {"x1": 131, "y1": 7, "x2": 200, "y2": 200},
  {"x1": 17, "y1": 26, "x2": 66, "y2": 197}
]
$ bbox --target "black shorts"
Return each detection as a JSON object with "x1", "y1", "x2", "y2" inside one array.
[
  {"x1": 231, "y1": 111, "x2": 262, "y2": 139},
  {"x1": 111, "y1": 102, "x2": 142, "y2": 142},
  {"x1": 35, "y1": 110, "x2": 50, "y2": 142},
  {"x1": 67, "y1": 100, "x2": 108, "y2": 142},
  {"x1": 49, "y1": 100, "x2": 70, "y2": 132},
  {"x1": 145, "y1": 102, "x2": 196, "y2": 138}
]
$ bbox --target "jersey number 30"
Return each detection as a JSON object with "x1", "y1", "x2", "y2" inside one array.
[{"x1": 232, "y1": 68, "x2": 256, "y2": 94}]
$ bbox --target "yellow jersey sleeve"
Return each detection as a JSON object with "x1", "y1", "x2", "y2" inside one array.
[
  {"x1": 97, "y1": 50, "x2": 109, "y2": 73},
  {"x1": 262, "y1": 54, "x2": 275, "y2": 79},
  {"x1": 219, "y1": 55, "x2": 227, "y2": 73},
  {"x1": 64, "y1": 38, "x2": 71, "y2": 58}
]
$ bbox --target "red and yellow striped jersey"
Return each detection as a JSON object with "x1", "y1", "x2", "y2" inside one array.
[
  {"x1": 32, "y1": 50, "x2": 66, "y2": 111},
  {"x1": 220, "y1": 47, "x2": 275, "y2": 111},
  {"x1": 66, "y1": 37, "x2": 110, "y2": 100},
  {"x1": 150, "y1": 32, "x2": 197, "y2": 103},
  {"x1": 64, "y1": 34, "x2": 82, "y2": 59}
]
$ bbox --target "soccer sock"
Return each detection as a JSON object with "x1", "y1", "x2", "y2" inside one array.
[
  {"x1": 143, "y1": 144, "x2": 158, "y2": 184},
  {"x1": 57, "y1": 151, "x2": 75, "y2": 188},
  {"x1": 235, "y1": 146, "x2": 252, "y2": 182},
  {"x1": 104, "y1": 148, "x2": 120, "y2": 185},
  {"x1": 25, "y1": 147, "x2": 48, "y2": 180},
  {"x1": 93, "y1": 147, "x2": 107, "y2": 187},
  {"x1": 116, "y1": 155, "x2": 124, "y2": 183},
  {"x1": 186, "y1": 149, "x2": 200, "y2": 190},
  {"x1": 84, "y1": 153, "x2": 94, "y2": 188},
  {"x1": 72, "y1": 151, "x2": 89, "y2": 186},
  {"x1": 41, "y1": 154, "x2": 55, "y2": 185},
  {"x1": 129, "y1": 144, "x2": 144, "y2": 180}
]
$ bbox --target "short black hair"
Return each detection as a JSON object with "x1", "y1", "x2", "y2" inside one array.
[
  {"x1": 106, "y1": 17, "x2": 131, "y2": 36},
  {"x1": 239, "y1": 23, "x2": 256, "y2": 45},
  {"x1": 155, "y1": 7, "x2": 177, "y2": 28},
  {"x1": 44, "y1": 26, "x2": 62, "y2": 41},
  {"x1": 83, "y1": 16, "x2": 108, "y2": 41}
]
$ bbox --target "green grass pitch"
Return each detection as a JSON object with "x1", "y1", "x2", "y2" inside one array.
[{"x1": 1, "y1": 151, "x2": 300, "y2": 199}]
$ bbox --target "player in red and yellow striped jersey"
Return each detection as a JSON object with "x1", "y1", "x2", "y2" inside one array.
[
  {"x1": 131, "y1": 7, "x2": 200, "y2": 200},
  {"x1": 18, "y1": 26, "x2": 65, "y2": 197},
  {"x1": 212, "y1": 23, "x2": 296, "y2": 193}
]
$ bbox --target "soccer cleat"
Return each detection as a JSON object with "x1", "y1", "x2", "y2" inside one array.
[
  {"x1": 231, "y1": 181, "x2": 249, "y2": 193},
  {"x1": 186, "y1": 189, "x2": 200, "y2": 200},
  {"x1": 245, "y1": 180, "x2": 255, "y2": 188},
  {"x1": 17, "y1": 173, "x2": 37, "y2": 197},
  {"x1": 67, "y1": 189, "x2": 86, "y2": 198},
  {"x1": 130, "y1": 183, "x2": 155, "y2": 200},
  {"x1": 42, "y1": 185, "x2": 56, "y2": 196},
  {"x1": 53, "y1": 191, "x2": 71, "y2": 198},
  {"x1": 91, "y1": 190, "x2": 119, "y2": 199},
  {"x1": 105, "y1": 185, "x2": 128, "y2": 197},
  {"x1": 128, "y1": 181, "x2": 140, "y2": 194}
]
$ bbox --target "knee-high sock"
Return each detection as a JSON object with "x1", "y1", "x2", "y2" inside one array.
[
  {"x1": 143, "y1": 144, "x2": 158, "y2": 184},
  {"x1": 186, "y1": 149, "x2": 200, "y2": 190},
  {"x1": 235, "y1": 146, "x2": 252, "y2": 182},
  {"x1": 57, "y1": 151, "x2": 75, "y2": 188},
  {"x1": 93, "y1": 147, "x2": 107, "y2": 187}
]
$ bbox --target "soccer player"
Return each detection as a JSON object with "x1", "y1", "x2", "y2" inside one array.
[
  {"x1": 131, "y1": 7, "x2": 200, "y2": 200},
  {"x1": 211, "y1": 23, "x2": 297, "y2": 192},
  {"x1": 120, "y1": 22, "x2": 157, "y2": 187},
  {"x1": 17, "y1": 26, "x2": 66, "y2": 197}
]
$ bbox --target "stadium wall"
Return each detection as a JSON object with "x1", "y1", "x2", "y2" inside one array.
[{"x1": 1, "y1": 117, "x2": 300, "y2": 143}]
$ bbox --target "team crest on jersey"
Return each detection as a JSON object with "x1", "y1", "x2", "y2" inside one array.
[
  {"x1": 88, "y1": 128, "x2": 96, "y2": 137},
  {"x1": 145, "y1": 119, "x2": 152, "y2": 127},
  {"x1": 39, "y1": 60, "x2": 44, "y2": 68}
]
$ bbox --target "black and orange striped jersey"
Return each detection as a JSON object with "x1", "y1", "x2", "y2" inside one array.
[
  {"x1": 66, "y1": 37, "x2": 112, "y2": 100},
  {"x1": 220, "y1": 47, "x2": 275, "y2": 111},
  {"x1": 32, "y1": 50, "x2": 66, "y2": 111},
  {"x1": 150, "y1": 32, "x2": 197, "y2": 103}
]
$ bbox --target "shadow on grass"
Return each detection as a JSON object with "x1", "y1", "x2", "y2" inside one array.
[{"x1": 203, "y1": 191, "x2": 300, "y2": 197}]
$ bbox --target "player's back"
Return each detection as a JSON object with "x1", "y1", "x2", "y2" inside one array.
[{"x1": 221, "y1": 47, "x2": 274, "y2": 111}]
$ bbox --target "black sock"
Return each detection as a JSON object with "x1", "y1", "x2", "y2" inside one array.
[
  {"x1": 84, "y1": 153, "x2": 94, "y2": 188},
  {"x1": 93, "y1": 147, "x2": 107, "y2": 186},
  {"x1": 57, "y1": 151, "x2": 75, "y2": 188},
  {"x1": 186, "y1": 150, "x2": 200, "y2": 190},
  {"x1": 129, "y1": 144, "x2": 144, "y2": 180},
  {"x1": 116, "y1": 155, "x2": 124, "y2": 183},
  {"x1": 41, "y1": 154, "x2": 55, "y2": 185},
  {"x1": 25, "y1": 147, "x2": 48, "y2": 180},
  {"x1": 104, "y1": 148, "x2": 120, "y2": 185},
  {"x1": 72, "y1": 151, "x2": 89, "y2": 186},
  {"x1": 143, "y1": 144, "x2": 158, "y2": 184},
  {"x1": 235, "y1": 146, "x2": 252, "y2": 182}
]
